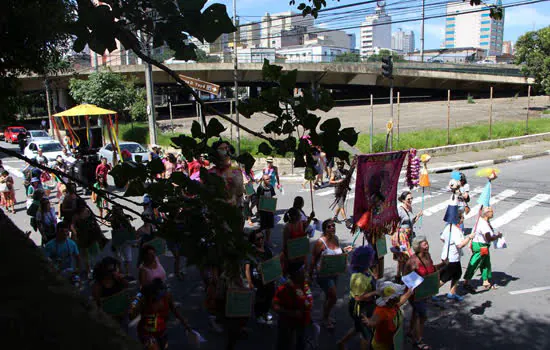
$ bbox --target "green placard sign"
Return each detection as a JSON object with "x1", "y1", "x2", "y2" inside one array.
[
  {"x1": 101, "y1": 289, "x2": 130, "y2": 316},
  {"x1": 225, "y1": 288, "x2": 253, "y2": 318},
  {"x1": 319, "y1": 253, "x2": 348, "y2": 277},
  {"x1": 148, "y1": 238, "x2": 167, "y2": 256},
  {"x1": 287, "y1": 236, "x2": 310, "y2": 260},
  {"x1": 112, "y1": 228, "x2": 136, "y2": 248},
  {"x1": 245, "y1": 183, "x2": 255, "y2": 196},
  {"x1": 393, "y1": 323, "x2": 404, "y2": 350},
  {"x1": 259, "y1": 196, "x2": 277, "y2": 213},
  {"x1": 260, "y1": 255, "x2": 283, "y2": 284},
  {"x1": 376, "y1": 237, "x2": 388, "y2": 257},
  {"x1": 415, "y1": 271, "x2": 440, "y2": 300}
]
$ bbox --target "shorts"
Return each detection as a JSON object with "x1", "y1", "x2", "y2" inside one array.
[
  {"x1": 335, "y1": 194, "x2": 345, "y2": 208},
  {"x1": 260, "y1": 211, "x2": 274, "y2": 229},
  {"x1": 316, "y1": 276, "x2": 338, "y2": 294},
  {"x1": 116, "y1": 242, "x2": 132, "y2": 264},
  {"x1": 411, "y1": 300, "x2": 428, "y2": 318},
  {"x1": 439, "y1": 261, "x2": 462, "y2": 284}
]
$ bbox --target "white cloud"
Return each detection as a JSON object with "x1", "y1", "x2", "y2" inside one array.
[{"x1": 504, "y1": 6, "x2": 550, "y2": 28}]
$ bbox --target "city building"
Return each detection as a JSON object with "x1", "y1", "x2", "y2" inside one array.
[
  {"x1": 391, "y1": 28, "x2": 415, "y2": 53},
  {"x1": 360, "y1": 3, "x2": 392, "y2": 57},
  {"x1": 502, "y1": 40, "x2": 513, "y2": 55},
  {"x1": 444, "y1": 0, "x2": 504, "y2": 56},
  {"x1": 278, "y1": 45, "x2": 349, "y2": 63},
  {"x1": 404, "y1": 47, "x2": 486, "y2": 63},
  {"x1": 261, "y1": 11, "x2": 314, "y2": 48},
  {"x1": 237, "y1": 47, "x2": 276, "y2": 63},
  {"x1": 241, "y1": 22, "x2": 261, "y2": 48}
]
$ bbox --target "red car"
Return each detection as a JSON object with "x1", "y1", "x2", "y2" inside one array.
[{"x1": 4, "y1": 126, "x2": 27, "y2": 143}]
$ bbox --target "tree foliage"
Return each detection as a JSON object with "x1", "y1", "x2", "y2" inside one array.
[
  {"x1": 515, "y1": 26, "x2": 550, "y2": 95},
  {"x1": 334, "y1": 52, "x2": 361, "y2": 63},
  {"x1": 69, "y1": 70, "x2": 140, "y2": 115},
  {"x1": 366, "y1": 49, "x2": 405, "y2": 62},
  {"x1": 195, "y1": 49, "x2": 222, "y2": 63}
]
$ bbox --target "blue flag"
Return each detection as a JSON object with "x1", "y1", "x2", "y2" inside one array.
[{"x1": 477, "y1": 181, "x2": 492, "y2": 208}]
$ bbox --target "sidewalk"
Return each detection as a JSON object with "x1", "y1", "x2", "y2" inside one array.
[{"x1": 274, "y1": 140, "x2": 550, "y2": 182}]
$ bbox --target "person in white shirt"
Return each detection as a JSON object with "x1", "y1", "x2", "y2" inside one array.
[
  {"x1": 463, "y1": 207, "x2": 503, "y2": 292},
  {"x1": 439, "y1": 213, "x2": 475, "y2": 301}
]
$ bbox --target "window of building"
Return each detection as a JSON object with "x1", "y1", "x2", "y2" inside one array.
[
  {"x1": 480, "y1": 42, "x2": 489, "y2": 46},
  {"x1": 445, "y1": 44, "x2": 454, "y2": 48},
  {"x1": 481, "y1": 13, "x2": 490, "y2": 17},
  {"x1": 446, "y1": 30, "x2": 455, "y2": 34},
  {"x1": 480, "y1": 34, "x2": 489, "y2": 38},
  {"x1": 480, "y1": 28, "x2": 490, "y2": 32},
  {"x1": 481, "y1": 20, "x2": 491, "y2": 24},
  {"x1": 446, "y1": 24, "x2": 455, "y2": 28}
]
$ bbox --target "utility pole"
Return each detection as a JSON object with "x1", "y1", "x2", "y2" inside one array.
[
  {"x1": 382, "y1": 55, "x2": 394, "y2": 151},
  {"x1": 94, "y1": 52, "x2": 99, "y2": 72},
  {"x1": 44, "y1": 79, "x2": 54, "y2": 139},
  {"x1": 145, "y1": 62, "x2": 157, "y2": 145},
  {"x1": 233, "y1": 0, "x2": 241, "y2": 155},
  {"x1": 420, "y1": 0, "x2": 425, "y2": 62}
]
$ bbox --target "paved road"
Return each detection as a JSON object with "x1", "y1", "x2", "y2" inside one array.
[{"x1": 2, "y1": 141, "x2": 550, "y2": 349}]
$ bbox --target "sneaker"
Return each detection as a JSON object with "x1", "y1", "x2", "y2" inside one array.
[
  {"x1": 447, "y1": 293, "x2": 464, "y2": 302},
  {"x1": 256, "y1": 316, "x2": 267, "y2": 325}
]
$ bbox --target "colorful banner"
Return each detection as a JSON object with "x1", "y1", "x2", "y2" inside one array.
[{"x1": 353, "y1": 151, "x2": 407, "y2": 237}]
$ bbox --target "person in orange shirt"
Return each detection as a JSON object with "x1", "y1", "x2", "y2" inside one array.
[{"x1": 361, "y1": 281, "x2": 413, "y2": 350}]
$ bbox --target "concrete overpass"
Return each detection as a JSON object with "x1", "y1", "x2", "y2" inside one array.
[{"x1": 19, "y1": 61, "x2": 533, "y2": 94}]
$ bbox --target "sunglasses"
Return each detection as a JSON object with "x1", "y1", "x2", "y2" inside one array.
[
  {"x1": 406, "y1": 197, "x2": 413, "y2": 201},
  {"x1": 327, "y1": 224, "x2": 336, "y2": 228}
]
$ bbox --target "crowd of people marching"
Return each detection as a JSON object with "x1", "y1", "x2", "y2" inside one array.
[{"x1": 3, "y1": 138, "x2": 506, "y2": 350}]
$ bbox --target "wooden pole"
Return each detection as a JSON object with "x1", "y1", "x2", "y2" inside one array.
[
  {"x1": 397, "y1": 91, "x2": 400, "y2": 143},
  {"x1": 447, "y1": 89, "x2": 451, "y2": 145},
  {"x1": 309, "y1": 181, "x2": 315, "y2": 213},
  {"x1": 489, "y1": 86, "x2": 493, "y2": 139},
  {"x1": 526, "y1": 85, "x2": 531, "y2": 135}
]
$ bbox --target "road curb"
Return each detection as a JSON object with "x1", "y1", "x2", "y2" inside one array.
[{"x1": 429, "y1": 150, "x2": 550, "y2": 174}]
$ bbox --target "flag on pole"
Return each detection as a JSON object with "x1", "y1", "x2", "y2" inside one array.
[{"x1": 477, "y1": 181, "x2": 492, "y2": 208}]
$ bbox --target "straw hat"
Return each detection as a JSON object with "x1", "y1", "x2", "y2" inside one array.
[
  {"x1": 375, "y1": 281, "x2": 406, "y2": 306},
  {"x1": 266, "y1": 156, "x2": 274, "y2": 163}
]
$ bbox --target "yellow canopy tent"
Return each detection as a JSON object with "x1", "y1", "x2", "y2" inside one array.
[{"x1": 52, "y1": 104, "x2": 122, "y2": 161}]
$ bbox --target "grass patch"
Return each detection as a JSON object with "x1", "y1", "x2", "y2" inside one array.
[
  {"x1": 356, "y1": 118, "x2": 550, "y2": 153},
  {"x1": 543, "y1": 109, "x2": 550, "y2": 115}
]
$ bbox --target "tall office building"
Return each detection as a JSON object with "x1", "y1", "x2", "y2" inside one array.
[
  {"x1": 392, "y1": 28, "x2": 415, "y2": 53},
  {"x1": 360, "y1": 2, "x2": 392, "y2": 57},
  {"x1": 444, "y1": 0, "x2": 504, "y2": 56},
  {"x1": 260, "y1": 11, "x2": 314, "y2": 48},
  {"x1": 502, "y1": 40, "x2": 513, "y2": 55}
]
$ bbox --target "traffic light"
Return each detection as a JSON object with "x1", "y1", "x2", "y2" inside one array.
[{"x1": 381, "y1": 55, "x2": 393, "y2": 79}]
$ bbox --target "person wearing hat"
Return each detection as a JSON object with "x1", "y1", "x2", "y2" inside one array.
[
  {"x1": 361, "y1": 281, "x2": 413, "y2": 350},
  {"x1": 337, "y1": 245, "x2": 378, "y2": 350},
  {"x1": 257, "y1": 174, "x2": 276, "y2": 246},
  {"x1": 262, "y1": 156, "x2": 280, "y2": 190},
  {"x1": 329, "y1": 159, "x2": 351, "y2": 226},
  {"x1": 149, "y1": 145, "x2": 163, "y2": 162}
]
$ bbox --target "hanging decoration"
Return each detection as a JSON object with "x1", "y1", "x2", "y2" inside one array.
[{"x1": 405, "y1": 148, "x2": 420, "y2": 189}]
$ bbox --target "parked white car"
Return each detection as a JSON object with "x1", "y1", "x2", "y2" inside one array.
[
  {"x1": 24, "y1": 140, "x2": 64, "y2": 163},
  {"x1": 97, "y1": 142, "x2": 149, "y2": 166},
  {"x1": 26, "y1": 130, "x2": 52, "y2": 143},
  {"x1": 476, "y1": 59, "x2": 495, "y2": 64}
]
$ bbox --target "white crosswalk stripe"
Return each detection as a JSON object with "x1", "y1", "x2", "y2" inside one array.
[
  {"x1": 3, "y1": 165, "x2": 24, "y2": 178},
  {"x1": 465, "y1": 189, "x2": 518, "y2": 220},
  {"x1": 423, "y1": 186, "x2": 484, "y2": 217},
  {"x1": 492, "y1": 194, "x2": 550, "y2": 229},
  {"x1": 525, "y1": 217, "x2": 550, "y2": 236}
]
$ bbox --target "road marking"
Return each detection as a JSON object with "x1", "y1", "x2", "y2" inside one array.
[
  {"x1": 465, "y1": 189, "x2": 517, "y2": 220},
  {"x1": 509, "y1": 286, "x2": 550, "y2": 295},
  {"x1": 525, "y1": 217, "x2": 550, "y2": 236},
  {"x1": 1, "y1": 159, "x2": 26, "y2": 163},
  {"x1": 423, "y1": 186, "x2": 483, "y2": 217},
  {"x1": 492, "y1": 194, "x2": 550, "y2": 228},
  {"x1": 3, "y1": 165, "x2": 24, "y2": 178},
  {"x1": 317, "y1": 184, "x2": 356, "y2": 197}
]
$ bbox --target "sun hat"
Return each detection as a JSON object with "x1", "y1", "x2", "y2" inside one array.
[
  {"x1": 350, "y1": 245, "x2": 376, "y2": 273},
  {"x1": 375, "y1": 281, "x2": 406, "y2": 306},
  {"x1": 266, "y1": 156, "x2": 274, "y2": 163}
]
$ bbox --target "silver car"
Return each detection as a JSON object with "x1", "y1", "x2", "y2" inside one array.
[
  {"x1": 26, "y1": 130, "x2": 52, "y2": 143},
  {"x1": 97, "y1": 142, "x2": 149, "y2": 166}
]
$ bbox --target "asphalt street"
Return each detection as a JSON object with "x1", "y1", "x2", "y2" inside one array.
[{"x1": 1, "y1": 140, "x2": 550, "y2": 350}]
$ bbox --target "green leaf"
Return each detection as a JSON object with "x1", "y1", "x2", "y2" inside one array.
[
  {"x1": 191, "y1": 121, "x2": 205, "y2": 139},
  {"x1": 297, "y1": 3, "x2": 306, "y2": 10},
  {"x1": 339, "y1": 127, "x2": 359, "y2": 147},
  {"x1": 293, "y1": 151, "x2": 307, "y2": 167},
  {"x1": 171, "y1": 135, "x2": 197, "y2": 149},
  {"x1": 148, "y1": 157, "x2": 165, "y2": 176},
  {"x1": 200, "y1": 4, "x2": 236, "y2": 43},
  {"x1": 263, "y1": 119, "x2": 282, "y2": 134},
  {"x1": 320, "y1": 118, "x2": 341, "y2": 132},
  {"x1": 257, "y1": 142, "x2": 273, "y2": 156},
  {"x1": 262, "y1": 59, "x2": 283, "y2": 81},
  {"x1": 206, "y1": 118, "x2": 226, "y2": 138},
  {"x1": 282, "y1": 121, "x2": 294, "y2": 134},
  {"x1": 124, "y1": 179, "x2": 145, "y2": 197},
  {"x1": 236, "y1": 152, "x2": 256, "y2": 173},
  {"x1": 280, "y1": 69, "x2": 298, "y2": 91},
  {"x1": 302, "y1": 113, "x2": 321, "y2": 130}
]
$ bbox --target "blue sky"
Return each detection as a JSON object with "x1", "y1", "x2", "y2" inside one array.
[{"x1": 208, "y1": 0, "x2": 550, "y2": 49}]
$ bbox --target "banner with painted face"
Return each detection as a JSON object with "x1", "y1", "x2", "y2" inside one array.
[{"x1": 353, "y1": 151, "x2": 407, "y2": 237}]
